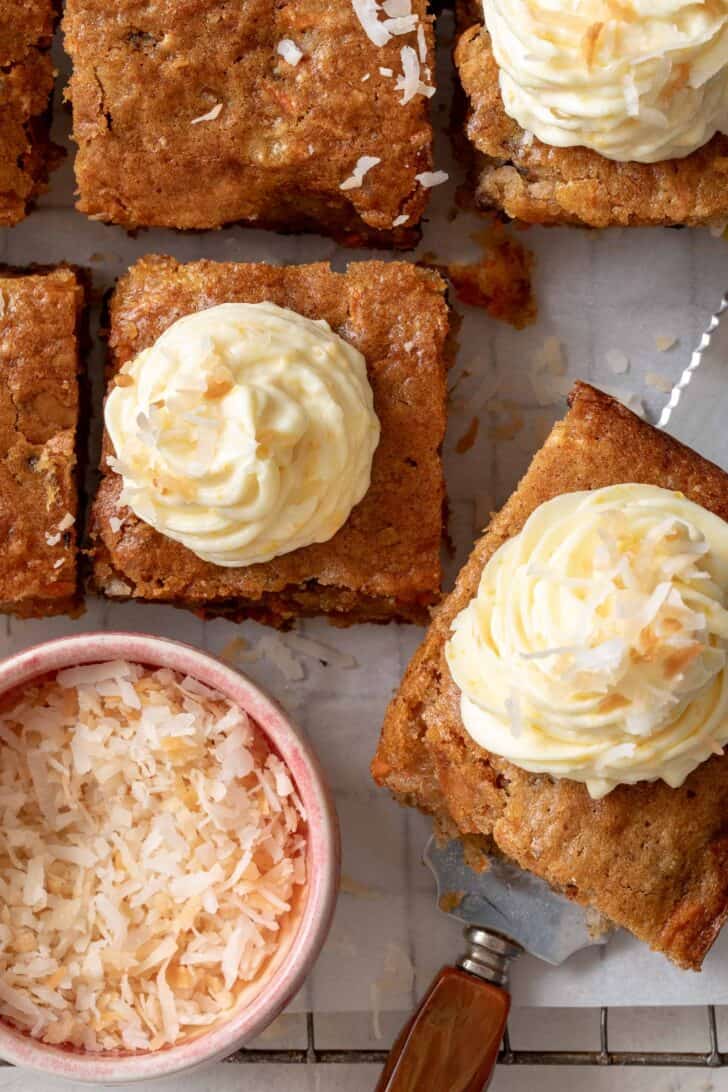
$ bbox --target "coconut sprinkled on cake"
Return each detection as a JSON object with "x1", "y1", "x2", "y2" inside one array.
[
  {"x1": 190, "y1": 103, "x2": 223, "y2": 125},
  {"x1": 0, "y1": 662, "x2": 306, "y2": 1052},
  {"x1": 277, "y1": 39, "x2": 303, "y2": 66},
  {"x1": 340, "y1": 155, "x2": 382, "y2": 190},
  {"x1": 349, "y1": 0, "x2": 443, "y2": 186}
]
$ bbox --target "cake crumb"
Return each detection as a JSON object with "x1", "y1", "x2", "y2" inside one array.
[
  {"x1": 439, "y1": 890, "x2": 464, "y2": 913},
  {"x1": 340, "y1": 875, "x2": 378, "y2": 898},
  {"x1": 219, "y1": 636, "x2": 250, "y2": 665},
  {"x1": 646, "y1": 371, "x2": 673, "y2": 393},
  {"x1": 455, "y1": 416, "x2": 479, "y2": 454},
  {"x1": 655, "y1": 335, "x2": 677, "y2": 352},
  {"x1": 489, "y1": 399, "x2": 524, "y2": 442},
  {"x1": 447, "y1": 226, "x2": 536, "y2": 329}
]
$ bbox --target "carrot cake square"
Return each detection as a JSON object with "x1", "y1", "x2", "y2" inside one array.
[
  {"x1": 455, "y1": 0, "x2": 728, "y2": 227},
  {"x1": 373, "y1": 383, "x2": 728, "y2": 968},
  {"x1": 90, "y1": 256, "x2": 449, "y2": 627},
  {"x1": 0, "y1": 267, "x2": 84, "y2": 615},
  {"x1": 0, "y1": 0, "x2": 59, "y2": 225},
  {"x1": 64, "y1": 0, "x2": 437, "y2": 246}
]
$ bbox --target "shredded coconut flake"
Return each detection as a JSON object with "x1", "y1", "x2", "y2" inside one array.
[
  {"x1": 646, "y1": 370, "x2": 673, "y2": 393},
  {"x1": 606, "y1": 348, "x2": 630, "y2": 375},
  {"x1": 45, "y1": 533, "x2": 61, "y2": 547},
  {"x1": 282, "y1": 632, "x2": 358, "y2": 670},
  {"x1": 190, "y1": 102, "x2": 223, "y2": 125},
  {"x1": 392, "y1": 213, "x2": 409, "y2": 227},
  {"x1": 57, "y1": 512, "x2": 75, "y2": 532},
  {"x1": 277, "y1": 39, "x2": 303, "y2": 65},
  {"x1": 340, "y1": 155, "x2": 381, "y2": 190},
  {"x1": 396, "y1": 45, "x2": 420, "y2": 103},
  {"x1": 352, "y1": 0, "x2": 391, "y2": 46},
  {"x1": 379, "y1": 66, "x2": 393, "y2": 77},
  {"x1": 382, "y1": 0, "x2": 411, "y2": 15},
  {"x1": 417, "y1": 22, "x2": 427, "y2": 62},
  {"x1": 415, "y1": 170, "x2": 448, "y2": 188},
  {"x1": 0, "y1": 663, "x2": 306, "y2": 1053}
]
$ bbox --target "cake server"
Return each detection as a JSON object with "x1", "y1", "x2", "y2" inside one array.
[
  {"x1": 656, "y1": 291, "x2": 728, "y2": 465},
  {"x1": 377, "y1": 295, "x2": 728, "y2": 1092},
  {"x1": 376, "y1": 835, "x2": 604, "y2": 1092}
]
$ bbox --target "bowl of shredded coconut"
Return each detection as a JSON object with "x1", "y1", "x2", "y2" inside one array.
[{"x1": 0, "y1": 632, "x2": 339, "y2": 1083}]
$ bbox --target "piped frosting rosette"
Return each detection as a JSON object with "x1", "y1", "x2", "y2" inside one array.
[{"x1": 446, "y1": 484, "x2": 728, "y2": 797}]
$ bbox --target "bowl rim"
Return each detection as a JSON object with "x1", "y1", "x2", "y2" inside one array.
[{"x1": 0, "y1": 631, "x2": 340, "y2": 1083}]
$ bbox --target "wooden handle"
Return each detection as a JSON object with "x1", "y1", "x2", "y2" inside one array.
[{"x1": 375, "y1": 965, "x2": 509, "y2": 1092}]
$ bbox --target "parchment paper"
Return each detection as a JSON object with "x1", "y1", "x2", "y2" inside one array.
[{"x1": 1, "y1": 13, "x2": 727, "y2": 1012}]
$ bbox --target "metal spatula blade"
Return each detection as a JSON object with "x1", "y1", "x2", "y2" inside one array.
[
  {"x1": 657, "y1": 291, "x2": 728, "y2": 458},
  {"x1": 425, "y1": 835, "x2": 602, "y2": 966}
]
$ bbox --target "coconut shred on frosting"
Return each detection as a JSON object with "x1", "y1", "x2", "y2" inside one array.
[
  {"x1": 446, "y1": 485, "x2": 728, "y2": 798},
  {"x1": 484, "y1": 0, "x2": 728, "y2": 163},
  {"x1": 104, "y1": 303, "x2": 380, "y2": 567}
]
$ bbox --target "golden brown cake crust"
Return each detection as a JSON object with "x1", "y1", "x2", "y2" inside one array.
[
  {"x1": 0, "y1": 0, "x2": 59, "y2": 226},
  {"x1": 373, "y1": 382, "x2": 728, "y2": 969},
  {"x1": 0, "y1": 267, "x2": 83, "y2": 616},
  {"x1": 454, "y1": 0, "x2": 728, "y2": 227},
  {"x1": 90, "y1": 255, "x2": 449, "y2": 627},
  {"x1": 63, "y1": 0, "x2": 434, "y2": 245}
]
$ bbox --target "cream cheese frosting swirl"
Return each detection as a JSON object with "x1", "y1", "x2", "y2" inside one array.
[
  {"x1": 105, "y1": 302, "x2": 380, "y2": 567},
  {"x1": 446, "y1": 485, "x2": 728, "y2": 797},
  {"x1": 485, "y1": 0, "x2": 728, "y2": 163}
]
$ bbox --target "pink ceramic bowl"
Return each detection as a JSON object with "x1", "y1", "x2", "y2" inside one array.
[{"x1": 0, "y1": 632, "x2": 340, "y2": 1084}]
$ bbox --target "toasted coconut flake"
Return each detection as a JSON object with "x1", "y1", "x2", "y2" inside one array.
[
  {"x1": 0, "y1": 663, "x2": 306, "y2": 1052},
  {"x1": 646, "y1": 370, "x2": 673, "y2": 393}
]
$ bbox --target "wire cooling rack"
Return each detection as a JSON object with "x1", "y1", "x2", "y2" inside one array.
[
  {"x1": 217, "y1": 1007, "x2": 726, "y2": 1068},
  {"x1": 0, "y1": 1006, "x2": 724, "y2": 1070}
]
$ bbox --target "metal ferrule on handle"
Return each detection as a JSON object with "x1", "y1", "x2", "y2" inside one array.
[{"x1": 458, "y1": 925, "x2": 522, "y2": 988}]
